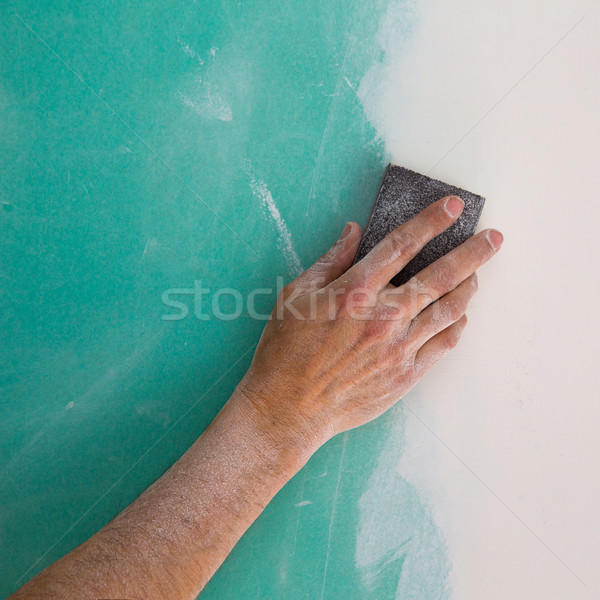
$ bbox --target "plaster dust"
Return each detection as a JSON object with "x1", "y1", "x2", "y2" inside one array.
[
  {"x1": 355, "y1": 0, "x2": 600, "y2": 598},
  {"x1": 245, "y1": 160, "x2": 303, "y2": 278}
]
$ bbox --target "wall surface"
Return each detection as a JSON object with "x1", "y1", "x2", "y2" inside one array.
[
  {"x1": 363, "y1": 0, "x2": 600, "y2": 598},
  {"x1": 1, "y1": 0, "x2": 598, "y2": 599}
]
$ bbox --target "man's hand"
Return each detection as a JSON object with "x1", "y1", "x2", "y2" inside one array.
[
  {"x1": 11, "y1": 195, "x2": 502, "y2": 600},
  {"x1": 238, "y1": 195, "x2": 503, "y2": 455}
]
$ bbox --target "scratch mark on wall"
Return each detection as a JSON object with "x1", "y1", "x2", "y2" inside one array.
[
  {"x1": 176, "y1": 34, "x2": 205, "y2": 65},
  {"x1": 244, "y1": 160, "x2": 303, "y2": 277},
  {"x1": 306, "y1": 38, "x2": 354, "y2": 214},
  {"x1": 141, "y1": 238, "x2": 151, "y2": 262},
  {"x1": 178, "y1": 86, "x2": 233, "y2": 122},
  {"x1": 295, "y1": 500, "x2": 313, "y2": 507}
]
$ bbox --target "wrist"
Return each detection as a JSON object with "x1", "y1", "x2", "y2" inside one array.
[{"x1": 229, "y1": 379, "x2": 325, "y2": 475}]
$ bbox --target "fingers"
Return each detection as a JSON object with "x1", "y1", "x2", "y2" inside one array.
[
  {"x1": 382, "y1": 228, "x2": 503, "y2": 319},
  {"x1": 414, "y1": 314, "x2": 468, "y2": 375},
  {"x1": 408, "y1": 273, "x2": 477, "y2": 346},
  {"x1": 346, "y1": 195, "x2": 465, "y2": 291},
  {"x1": 288, "y1": 222, "x2": 362, "y2": 296}
]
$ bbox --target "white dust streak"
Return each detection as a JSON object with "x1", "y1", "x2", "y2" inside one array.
[{"x1": 245, "y1": 162, "x2": 303, "y2": 277}]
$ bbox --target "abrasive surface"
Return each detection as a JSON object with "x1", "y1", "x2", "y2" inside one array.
[{"x1": 354, "y1": 165, "x2": 485, "y2": 286}]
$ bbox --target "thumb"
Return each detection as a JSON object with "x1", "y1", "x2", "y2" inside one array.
[{"x1": 289, "y1": 222, "x2": 362, "y2": 296}]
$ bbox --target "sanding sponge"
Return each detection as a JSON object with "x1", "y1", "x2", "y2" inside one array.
[{"x1": 354, "y1": 165, "x2": 485, "y2": 286}]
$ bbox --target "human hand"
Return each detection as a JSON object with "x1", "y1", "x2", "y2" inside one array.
[{"x1": 236, "y1": 195, "x2": 503, "y2": 457}]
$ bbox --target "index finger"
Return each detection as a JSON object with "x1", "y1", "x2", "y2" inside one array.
[
  {"x1": 381, "y1": 228, "x2": 504, "y2": 319},
  {"x1": 345, "y1": 195, "x2": 465, "y2": 290}
]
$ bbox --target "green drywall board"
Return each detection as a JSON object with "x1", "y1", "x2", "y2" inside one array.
[{"x1": 0, "y1": 1, "x2": 450, "y2": 598}]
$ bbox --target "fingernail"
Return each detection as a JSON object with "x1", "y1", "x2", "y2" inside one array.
[
  {"x1": 444, "y1": 196, "x2": 464, "y2": 217},
  {"x1": 339, "y1": 222, "x2": 353, "y2": 241},
  {"x1": 486, "y1": 229, "x2": 504, "y2": 250}
]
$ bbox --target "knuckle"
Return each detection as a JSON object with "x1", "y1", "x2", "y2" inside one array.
[
  {"x1": 470, "y1": 273, "x2": 479, "y2": 291},
  {"x1": 387, "y1": 229, "x2": 421, "y2": 258},
  {"x1": 445, "y1": 298, "x2": 466, "y2": 321},
  {"x1": 363, "y1": 318, "x2": 393, "y2": 343},
  {"x1": 392, "y1": 365, "x2": 409, "y2": 387},
  {"x1": 406, "y1": 278, "x2": 432, "y2": 311},
  {"x1": 378, "y1": 292, "x2": 408, "y2": 320},
  {"x1": 433, "y1": 261, "x2": 457, "y2": 288},
  {"x1": 378, "y1": 303, "x2": 405, "y2": 322}
]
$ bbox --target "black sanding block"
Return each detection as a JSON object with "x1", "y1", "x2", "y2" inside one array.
[{"x1": 354, "y1": 165, "x2": 485, "y2": 286}]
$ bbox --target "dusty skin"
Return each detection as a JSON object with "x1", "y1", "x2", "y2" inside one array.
[{"x1": 10, "y1": 195, "x2": 503, "y2": 600}]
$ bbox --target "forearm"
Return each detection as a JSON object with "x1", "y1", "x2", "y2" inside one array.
[
  {"x1": 11, "y1": 389, "x2": 312, "y2": 600},
  {"x1": 11, "y1": 201, "x2": 502, "y2": 600}
]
